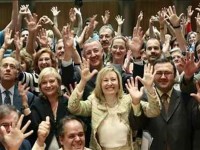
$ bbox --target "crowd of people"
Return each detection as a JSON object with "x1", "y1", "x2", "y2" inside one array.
[{"x1": 1, "y1": 0, "x2": 200, "y2": 150}]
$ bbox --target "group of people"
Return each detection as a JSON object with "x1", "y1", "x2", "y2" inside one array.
[{"x1": 1, "y1": 0, "x2": 200, "y2": 150}]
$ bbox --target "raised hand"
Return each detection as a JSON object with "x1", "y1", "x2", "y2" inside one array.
[
  {"x1": 69, "y1": 8, "x2": 76, "y2": 24},
  {"x1": 138, "y1": 11, "x2": 143, "y2": 23},
  {"x1": 187, "y1": 5, "x2": 194, "y2": 19},
  {"x1": 36, "y1": 116, "x2": 50, "y2": 147},
  {"x1": 64, "y1": 82, "x2": 77, "y2": 99},
  {"x1": 80, "y1": 58, "x2": 98, "y2": 83},
  {"x1": 25, "y1": 13, "x2": 41, "y2": 33},
  {"x1": 37, "y1": 28, "x2": 48, "y2": 47},
  {"x1": 0, "y1": 115, "x2": 33, "y2": 150},
  {"x1": 195, "y1": 3, "x2": 200, "y2": 12},
  {"x1": 14, "y1": 31, "x2": 23, "y2": 51},
  {"x1": 74, "y1": 7, "x2": 81, "y2": 17},
  {"x1": 181, "y1": 52, "x2": 200, "y2": 80},
  {"x1": 129, "y1": 27, "x2": 143, "y2": 58},
  {"x1": 196, "y1": 13, "x2": 200, "y2": 31},
  {"x1": 3, "y1": 28, "x2": 13, "y2": 49},
  {"x1": 51, "y1": 6, "x2": 60, "y2": 17},
  {"x1": 166, "y1": 5, "x2": 184, "y2": 27},
  {"x1": 101, "y1": 10, "x2": 110, "y2": 25},
  {"x1": 125, "y1": 77, "x2": 143, "y2": 105},
  {"x1": 62, "y1": 24, "x2": 74, "y2": 48},
  {"x1": 18, "y1": 81, "x2": 30, "y2": 105},
  {"x1": 39, "y1": 16, "x2": 54, "y2": 27},
  {"x1": 157, "y1": 9, "x2": 166, "y2": 25},
  {"x1": 85, "y1": 15, "x2": 97, "y2": 40},
  {"x1": 115, "y1": 15, "x2": 125, "y2": 26},
  {"x1": 136, "y1": 63, "x2": 155, "y2": 92},
  {"x1": 19, "y1": 5, "x2": 31, "y2": 16},
  {"x1": 136, "y1": 11, "x2": 143, "y2": 28}
]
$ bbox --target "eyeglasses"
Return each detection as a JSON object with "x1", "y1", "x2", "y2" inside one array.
[{"x1": 155, "y1": 71, "x2": 173, "y2": 77}]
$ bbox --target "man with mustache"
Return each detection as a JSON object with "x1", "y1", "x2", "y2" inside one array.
[
  {"x1": 99, "y1": 25, "x2": 115, "y2": 64},
  {"x1": 145, "y1": 38, "x2": 162, "y2": 65}
]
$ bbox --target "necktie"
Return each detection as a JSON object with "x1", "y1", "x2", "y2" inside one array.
[
  {"x1": 161, "y1": 93, "x2": 169, "y2": 113},
  {"x1": 4, "y1": 90, "x2": 11, "y2": 105}
]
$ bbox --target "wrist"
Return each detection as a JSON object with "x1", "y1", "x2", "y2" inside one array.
[
  {"x1": 173, "y1": 24, "x2": 181, "y2": 29},
  {"x1": 145, "y1": 86, "x2": 155, "y2": 95},
  {"x1": 184, "y1": 74, "x2": 193, "y2": 81},
  {"x1": 36, "y1": 139, "x2": 45, "y2": 147},
  {"x1": 1, "y1": 44, "x2": 7, "y2": 50},
  {"x1": 51, "y1": 23, "x2": 55, "y2": 28}
]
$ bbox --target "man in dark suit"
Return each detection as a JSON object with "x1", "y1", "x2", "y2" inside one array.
[
  {"x1": 0, "y1": 57, "x2": 36, "y2": 112},
  {"x1": 129, "y1": 57, "x2": 200, "y2": 150}
]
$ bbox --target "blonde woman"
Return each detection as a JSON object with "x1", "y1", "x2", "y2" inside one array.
[{"x1": 68, "y1": 58, "x2": 160, "y2": 150}]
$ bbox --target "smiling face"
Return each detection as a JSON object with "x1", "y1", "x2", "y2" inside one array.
[
  {"x1": 188, "y1": 32, "x2": 197, "y2": 45},
  {"x1": 154, "y1": 62, "x2": 175, "y2": 93},
  {"x1": 40, "y1": 74, "x2": 60, "y2": 98},
  {"x1": 110, "y1": 38, "x2": 127, "y2": 63},
  {"x1": 101, "y1": 71, "x2": 119, "y2": 98},
  {"x1": 59, "y1": 120, "x2": 85, "y2": 150},
  {"x1": 99, "y1": 27, "x2": 113, "y2": 53},
  {"x1": 37, "y1": 52, "x2": 52, "y2": 71},
  {"x1": 83, "y1": 40, "x2": 104, "y2": 71}
]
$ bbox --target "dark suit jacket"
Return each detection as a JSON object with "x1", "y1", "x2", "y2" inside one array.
[
  {"x1": 25, "y1": 96, "x2": 70, "y2": 150},
  {"x1": 129, "y1": 88, "x2": 198, "y2": 150},
  {"x1": 0, "y1": 84, "x2": 36, "y2": 112},
  {"x1": 0, "y1": 139, "x2": 31, "y2": 150}
]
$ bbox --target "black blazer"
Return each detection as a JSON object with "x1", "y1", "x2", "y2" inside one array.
[
  {"x1": 25, "y1": 96, "x2": 70, "y2": 150},
  {"x1": 129, "y1": 88, "x2": 198, "y2": 150}
]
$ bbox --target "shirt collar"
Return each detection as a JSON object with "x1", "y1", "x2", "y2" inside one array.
[
  {"x1": 0, "y1": 84, "x2": 15, "y2": 96},
  {"x1": 156, "y1": 87, "x2": 173, "y2": 98}
]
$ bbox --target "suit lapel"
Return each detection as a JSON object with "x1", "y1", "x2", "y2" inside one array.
[
  {"x1": 166, "y1": 89, "x2": 180, "y2": 121},
  {"x1": 13, "y1": 85, "x2": 22, "y2": 110},
  {"x1": 160, "y1": 89, "x2": 180, "y2": 122},
  {"x1": 0, "y1": 89, "x2": 2, "y2": 105}
]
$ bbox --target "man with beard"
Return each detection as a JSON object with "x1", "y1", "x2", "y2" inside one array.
[{"x1": 145, "y1": 38, "x2": 162, "y2": 64}]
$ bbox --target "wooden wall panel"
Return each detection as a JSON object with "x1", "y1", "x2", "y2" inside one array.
[
  {"x1": 34, "y1": 1, "x2": 118, "y2": 31},
  {"x1": 0, "y1": 3, "x2": 12, "y2": 30},
  {"x1": 0, "y1": 0, "x2": 198, "y2": 36}
]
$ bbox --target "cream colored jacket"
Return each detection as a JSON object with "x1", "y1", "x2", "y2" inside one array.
[{"x1": 68, "y1": 87, "x2": 160, "y2": 150}]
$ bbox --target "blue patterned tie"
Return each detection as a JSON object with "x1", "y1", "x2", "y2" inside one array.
[{"x1": 4, "y1": 90, "x2": 11, "y2": 105}]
